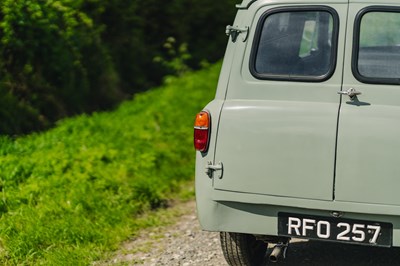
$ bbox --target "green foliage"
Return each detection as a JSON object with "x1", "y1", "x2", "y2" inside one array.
[
  {"x1": 154, "y1": 37, "x2": 192, "y2": 77},
  {"x1": 0, "y1": 63, "x2": 220, "y2": 264},
  {"x1": 360, "y1": 12, "x2": 400, "y2": 46},
  {"x1": 0, "y1": 0, "x2": 121, "y2": 134},
  {"x1": 0, "y1": 0, "x2": 236, "y2": 135}
]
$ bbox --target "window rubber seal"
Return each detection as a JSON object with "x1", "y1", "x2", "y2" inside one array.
[{"x1": 249, "y1": 5, "x2": 340, "y2": 83}]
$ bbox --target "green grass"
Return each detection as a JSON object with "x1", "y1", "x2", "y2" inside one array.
[{"x1": 0, "y1": 63, "x2": 220, "y2": 265}]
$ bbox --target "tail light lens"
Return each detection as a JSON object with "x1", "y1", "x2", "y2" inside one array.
[{"x1": 194, "y1": 111, "x2": 210, "y2": 152}]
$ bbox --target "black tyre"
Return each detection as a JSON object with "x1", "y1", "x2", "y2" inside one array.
[{"x1": 220, "y1": 232, "x2": 267, "y2": 266}]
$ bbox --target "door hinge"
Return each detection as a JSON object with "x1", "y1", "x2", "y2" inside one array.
[
  {"x1": 226, "y1": 25, "x2": 249, "y2": 43},
  {"x1": 205, "y1": 161, "x2": 224, "y2": 179}
]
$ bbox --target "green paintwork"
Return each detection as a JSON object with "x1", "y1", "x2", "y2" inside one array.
[
  {"x1": 195, "y1": 0, "x2": 400, "y2": 247},
  {"x1": 335, "y1": 3, "x2": 400, "y2": 206},
  {"x1": 214, "y1": 100, "x2": 338, "y2": 200}
]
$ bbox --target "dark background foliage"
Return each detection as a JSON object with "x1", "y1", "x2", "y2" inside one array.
[{"x1": 0, "y1": 0, "x2": 237, "y2": 135}]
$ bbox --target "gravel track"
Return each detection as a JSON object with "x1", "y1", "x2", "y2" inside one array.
[
  {"x1": 107, "y1": 201, "x2": 225, "y2": 266},
  {"x1": 106, "y1": 201, "x2": 400, "y2": 266}
]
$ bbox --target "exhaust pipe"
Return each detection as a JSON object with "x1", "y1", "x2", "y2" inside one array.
[{"x1": 269, "y1": 243, "x2": 288, "y2": 263}]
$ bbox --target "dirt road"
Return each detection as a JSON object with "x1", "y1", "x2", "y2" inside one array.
[{"x1": 107, "y1": 201, "x2": 400, "y2": 266}]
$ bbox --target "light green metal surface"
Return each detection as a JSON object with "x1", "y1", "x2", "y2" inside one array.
[
  {"x1": 335, "y1": 3, "x2": 400, "y2": 206},
  {"x1": 213, "y1": 3, "x2": 348, "y2": 200},
  {"x1": 237, "y1": 0, "x2": 400, "y2": 8},
  {"x1": 195, "y1": 0, "x2": 400, "y2": 247},
  {"x1": 214, "y1": 100, "x2": 338, "y2": 200}
]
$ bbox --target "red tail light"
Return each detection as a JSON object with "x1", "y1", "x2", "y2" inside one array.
[{"x1": 194, "y1": 111, "x2": 210, "y2": 152}]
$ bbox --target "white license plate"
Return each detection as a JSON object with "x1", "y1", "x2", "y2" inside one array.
[{"x1": 278, "y1": 212, "x2": 392, "y2": 247}]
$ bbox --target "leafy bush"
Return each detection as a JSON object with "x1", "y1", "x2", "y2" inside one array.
[
  {"x1": 0, "y1": 0, "x2": 121, "y2": 133},
  {"x1": 0, "y1": 63, "x2": 220, "y2": 264},
  {"x1": 0, "y1": 0, "x2": 236, "y2": 135}
]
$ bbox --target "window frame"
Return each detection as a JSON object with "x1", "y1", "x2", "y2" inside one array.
[
  {"x1": 249, "y1": 6, "x2": 339, "y2": 82},
  {"x1": 352, "y1": 6, "x2": 400, "y2": 85}
]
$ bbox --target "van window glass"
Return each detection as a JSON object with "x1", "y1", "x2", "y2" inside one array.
[
  {"x1": 252, "y1": 10, "x2": 335, "y2": 81},
  {"x1": 356, "y1": 11, "x2": 400, "y2": 81}
]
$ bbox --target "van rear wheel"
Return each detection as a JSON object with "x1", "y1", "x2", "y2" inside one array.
[{"x1": 220, "y1": 232, "x2": 267, "y2": 266}]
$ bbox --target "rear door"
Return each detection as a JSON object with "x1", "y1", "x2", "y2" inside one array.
[
  {"x1": 335, "y1": 2, "x2": 400, "y2": 205},
  {"x1": 213, "y1": 2, "x2": 348, "y2": 201}
]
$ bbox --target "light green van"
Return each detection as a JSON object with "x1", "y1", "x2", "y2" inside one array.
[{"x1": 194, "y1": 0, "x2": 400, "y2": 265}]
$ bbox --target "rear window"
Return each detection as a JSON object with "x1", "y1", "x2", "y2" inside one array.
[
  {"x1": 353, "y1": 7, "x2": 400, "y2": 84},
  {"x1": 250, "y1": 7, "x2": 339, "y2": 82}
]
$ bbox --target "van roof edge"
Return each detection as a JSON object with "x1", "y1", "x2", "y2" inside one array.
[{"x1": 236, "y1": 0, "x2": 257, "y2": 9}]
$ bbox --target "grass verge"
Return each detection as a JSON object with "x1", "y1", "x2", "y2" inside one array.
[{"x1": 0, "y1": 63, "x2": 220, "y2": 264}]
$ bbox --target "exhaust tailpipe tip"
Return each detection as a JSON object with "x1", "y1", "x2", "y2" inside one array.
[{"x1": 269, "y1": 244, "x2": 288, "y2": 263}]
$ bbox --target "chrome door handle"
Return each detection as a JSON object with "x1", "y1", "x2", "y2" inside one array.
[{"x1": 338, "y1": 88, "x2": 362, "y2": 98}]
